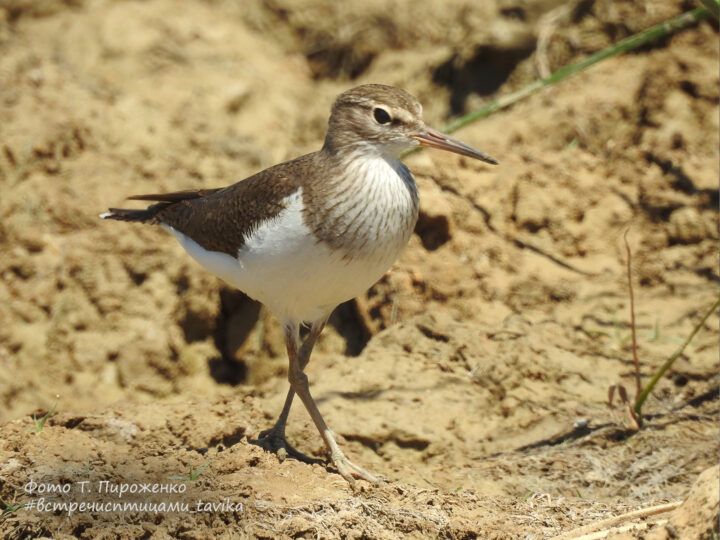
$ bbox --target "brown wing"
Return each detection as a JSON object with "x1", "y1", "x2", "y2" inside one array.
[
  {"x1": 102, "y1": 153, "x2": 318, "y2": 257},
  {"x1": 102, "y1": 189, "x2": 223, "y2": 224}
]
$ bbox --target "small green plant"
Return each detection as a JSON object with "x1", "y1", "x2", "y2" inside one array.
[
  {"x1": 76, "y1": 458, "x2": 93, "y2": 477},
  {"x1": 170, "y1": 456, "x2": 216, "y2": 482},
  {"x1": 651, "y1": 318, "x2": 660, "y2": 341},
  {"x1": 27, "y1": 399, "x2": 58, "y2": 434},
  {"x1": 1, "y1": 500, "x2": 22, "y2": 519},
  {"x1": 633, "y1": 298, "x2": 719, "y2": 420},
  {"x1": 582, "y1": 315, "x2": 677, "y2": 346},
  {"x1": 609, "y1": 231, "x2": 719, "y2": 428}
]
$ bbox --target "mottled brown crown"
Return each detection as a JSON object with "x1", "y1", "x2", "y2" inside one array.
[{"x1": 323, "y1": 84, "x2": 425, "y2": 156}]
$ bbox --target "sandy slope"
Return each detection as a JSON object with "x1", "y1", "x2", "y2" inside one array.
[{"x1": 0, "y1": 0, "x2": 717, "y2": 538}]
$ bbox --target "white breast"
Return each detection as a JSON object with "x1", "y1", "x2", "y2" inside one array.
[
  {"x1": 326, "y1": 151, "x2": 419, "y2": 260},
  {"x1": 165, "y1": 154, "x2": 418, "y2": 325}
]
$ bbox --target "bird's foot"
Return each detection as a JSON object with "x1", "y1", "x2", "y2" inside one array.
[
  {"x1": 252, "y1": 426, "x2": 322, "y2": 465},
  {"x1": 331, "y1": 449, "x2": 382, "y2": 486}
]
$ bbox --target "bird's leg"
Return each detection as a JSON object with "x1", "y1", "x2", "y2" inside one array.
[
  {"x1": 255, "y1": 387, "x2": 308, "y2": 461},
  {"x1": 298, "y1": 318, "x2": 328, "y2": 370},
  {"x1": 287, "y1": 322, "x2": 379, "y2": 485},
  {"x1": 255, "y1": 323, "x2": 312, "y2": 462},
  {"x1": 255, "y1": 319, "x2": 327, "y2": 463}
]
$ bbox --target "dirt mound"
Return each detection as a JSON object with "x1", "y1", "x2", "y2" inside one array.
[
  {"x1": 0, "y1": 0, "x2": 717, "y2": 538},
  {"x1": 0, "y1": 400, "x2": 716, "y2": 538}
]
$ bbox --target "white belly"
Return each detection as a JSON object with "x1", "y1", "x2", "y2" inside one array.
[{"x1": 164, "y1": 189, "x2": 410, "y2": 324}]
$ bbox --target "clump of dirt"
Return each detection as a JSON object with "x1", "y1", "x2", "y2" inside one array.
[
  {"x1": 0, "y1": 0, "x2": 717, "y2": 538},
  {"x1": 643, "y1": 465, "x2": 719, "y2": 540}
]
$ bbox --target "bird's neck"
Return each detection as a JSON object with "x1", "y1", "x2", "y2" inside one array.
[
  {"x1": 319, "y1": 141, "x2": 404, "y2": 178},
  {"x1": 315, "y1": 145, "x2": 414, "y2": 199},
  {"x1": 303, "y1": 146, "x2": 420, "y2": 259}
]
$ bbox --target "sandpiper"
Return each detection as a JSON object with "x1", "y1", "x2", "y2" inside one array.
[{"x1": 101, "y1": 84, "x2": 497, "y2": 484}]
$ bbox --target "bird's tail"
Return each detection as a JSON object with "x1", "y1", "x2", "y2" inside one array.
[
  {"x1": 99, "y1": 188, "x2": 221, "y2": 223},
  {"x1": 99, "y1": 205, "x2": 169, "y2": 223}
]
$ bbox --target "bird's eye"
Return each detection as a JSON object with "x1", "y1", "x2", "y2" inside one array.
[{"x1": 372, "y1": 107, "x2": 392, "y2": 125}]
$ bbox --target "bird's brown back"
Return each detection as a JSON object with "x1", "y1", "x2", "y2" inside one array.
[{"x1": 139, "y1": 154, "x2": 318, "y2": 256}]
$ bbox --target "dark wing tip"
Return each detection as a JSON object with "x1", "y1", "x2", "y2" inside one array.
[{"x1": 128, "y1": 188, "x2": 220, "y2": 202}]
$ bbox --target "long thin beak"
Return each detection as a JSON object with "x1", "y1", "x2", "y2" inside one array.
[{"x1": 413, "y1": 126, "x2": 498, "y2": 165}]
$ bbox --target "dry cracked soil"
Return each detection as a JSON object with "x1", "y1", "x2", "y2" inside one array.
[{"x1": 0, "y1": 0, "x2": 718, "y2": 538}]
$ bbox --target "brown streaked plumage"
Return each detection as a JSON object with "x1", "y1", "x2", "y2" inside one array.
[{"x1": 101, "y1": 84, "x2": 498, "y2": 485}]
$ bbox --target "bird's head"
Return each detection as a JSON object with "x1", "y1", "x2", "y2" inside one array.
[{"x1": 324, "y1": 84, "x2": 498, "y2": 165}]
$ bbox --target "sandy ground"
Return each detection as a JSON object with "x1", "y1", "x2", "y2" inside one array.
[{"x1": 0, "y1": 0, "x2": 718, "y2": 538}]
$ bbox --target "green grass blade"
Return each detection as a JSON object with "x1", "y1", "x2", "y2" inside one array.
[
  {"x1": 443, "y1": 7, "x2": 711, "y2": 134},
  {"x1": 697, "y1": 0, "x2": 719, "y2": 19},
  {"x1": 633, "y1": 298, "x2": 719, "y2": 417}
]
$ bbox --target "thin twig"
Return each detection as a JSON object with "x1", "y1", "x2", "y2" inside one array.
[
  {"x1": 623, "y1": 229, "x2": 642, "y2": 401},
  {"x1": 550, "y1": 501, "x2": 682, "y2": 540},
  {"x1": 535, "y1": 4, "x2": 573, "y2": 79}
]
